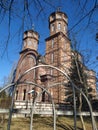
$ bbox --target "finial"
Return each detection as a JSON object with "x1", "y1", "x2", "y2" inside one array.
[{"x1": 57, "y1": 6, "x2": 61, "y2": 12}]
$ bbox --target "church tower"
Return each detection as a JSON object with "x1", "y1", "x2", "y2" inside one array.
[
  {"x1": 14, "y1": 30, "x2": 39, "y2": 104},
  {"x1": 23, "y1": 30, "x2": 39, "y2": 51},
  {"x1": 45, "y1": 11, "x2": 71, "y2": 103},
  {"x1": 49, "y1": 11, "x2": 68, "y2": 36}
]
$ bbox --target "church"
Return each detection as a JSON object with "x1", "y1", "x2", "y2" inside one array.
[{"x1": 14, "y1": 10, "x2": 97, "y2": 109}]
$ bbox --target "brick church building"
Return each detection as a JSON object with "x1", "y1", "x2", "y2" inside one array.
[{"x1": 14, "y1": 10, "x2": 97, "y2": 109}]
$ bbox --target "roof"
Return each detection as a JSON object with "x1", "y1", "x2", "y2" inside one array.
[{"x1": 49, "y1": 11, "x2": 68, "y2": 18}]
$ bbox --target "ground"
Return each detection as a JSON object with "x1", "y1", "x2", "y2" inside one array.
[{"x1": 0, "y1": 115, "x2": 98, "y2": 130}]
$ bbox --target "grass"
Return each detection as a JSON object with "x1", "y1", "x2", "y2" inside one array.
[{"x1": 0, "y1": 115, "x2": 98, "y2": 130}]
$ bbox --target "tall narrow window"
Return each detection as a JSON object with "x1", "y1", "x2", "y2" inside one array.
[
  {"x1": 50, "y1": 69, "x2": 53, "y2": 75},
  {"x1": 23, "y1": 89, "x2": 26, "y2": 100},
  {"x1": 51, "y1": 53, "x2": 54, "y2": 63},
  {"x1": 51, "y1": 24, "x2": 55, "y2": 31},
  {"x1": 64, "y1": 25, "x2": 67, "y2": 33},
  {"x1": 58, "y1": 23, "x2": 61, "y2": 30},
  {"x1": 51, "y1": 39, "x2": 54, "y2": 48},
  {"x1": 16, "y1": 90, "x2": 18, "y2": 100},
  {"x1": 33, "y1": 69, "x2": 35, "y2": 80},
  {"x1": 52, "y1": 15, "x2": 55, "y2": 20},
  {"x1": 28, "y1": 55, "x2": 36, "y2": 80},
  {"x1": 42, "y1": 91, "x2": 45, "y2": 102}
]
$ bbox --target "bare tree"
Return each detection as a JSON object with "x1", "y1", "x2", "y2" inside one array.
[{"x1": 0, "y1": 0, "x2": 98, "y2": 57}]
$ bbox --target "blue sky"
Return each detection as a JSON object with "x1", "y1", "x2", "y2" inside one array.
[{"x1": 0, "y1": 0, "x2": 98, "y2": 86}]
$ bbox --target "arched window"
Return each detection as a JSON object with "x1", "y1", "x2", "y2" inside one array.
[
  {"x1": 51, "y1": 53, "x2": 54, "y2": 63},
  {"x1": 42, "y1": 91, "x2": 45, "y2": 102},
  {"x1": 23, "y1": 89, "x2": 26, "y2": 100},
  {"x1": 50, "y1": 69, "x2": 53, "y2": 75},
  {"x1": 64, "y1": 25, "x2": 67, "y2": 33},
  {"x1": 58, "y1": 23, "x2": 61, "y2": 30},
  {"x1": 51, "y1": 24, "x2": 55, "y2": 31},
  {"x1": 16, "y1": 90, "x2": 18, "y2": 100},
  {"x1": 27, "y1": 55, "x2": 36, "y2": 79},
  {"x1": 51, "y1": 39, "x2": 54, "y2": 48}
]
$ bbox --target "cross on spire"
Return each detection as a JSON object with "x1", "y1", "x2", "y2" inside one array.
[
  {"x1": 57, "y1": 6, "x2": 61, "y2": 12},
  {"x1": 32, "y1": 23, "x2": 35, "y2": 30}
]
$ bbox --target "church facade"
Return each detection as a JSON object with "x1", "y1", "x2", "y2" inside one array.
[{"x1": 14, "y1": 11, "x2": 97, "y2": 109}]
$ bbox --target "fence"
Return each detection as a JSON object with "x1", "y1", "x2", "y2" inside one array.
[{"x1": 0, "y1": 64, "x2": 97, "y2": 130}]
